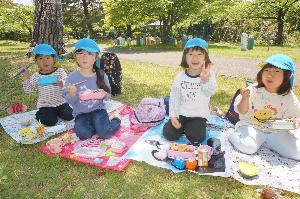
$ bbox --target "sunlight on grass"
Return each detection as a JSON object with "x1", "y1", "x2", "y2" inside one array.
[{"x1": 0, "y1": 41, "x2": 299, "y2": 198}]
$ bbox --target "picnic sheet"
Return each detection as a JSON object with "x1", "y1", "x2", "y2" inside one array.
[
  {"x1": 125, "y1": 115, "x2": 231, "y2": 177},
  {"x1": 126, "y1": 115, "x2": 300, "y2": 194},
  {"x1": 39, "y1": 104, "x2": 152, "y2": 171},
  {"x1": 0, "y1": 100, "x2": 123, "y2": 144},
  {"x1": 222, "y1": 128, "x2": 300, "y2": 194}
]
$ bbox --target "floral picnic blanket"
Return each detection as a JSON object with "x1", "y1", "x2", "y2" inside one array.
[
  {"x1": 0, "y1": 100, "x2": 123, "y2": 144},
  {"x1": 39, "y1": 104, "x2": 152, "y2": 171},
  {"x1": 222, "y1": 128, "x2": 300, "y2": 194},
  {"x1": 125, "y1": 114, "x2": 300, "y2": 194}
]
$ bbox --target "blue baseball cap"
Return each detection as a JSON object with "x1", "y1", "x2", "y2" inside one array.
[
  {"x1": 74, "y1": 38, "x2": 100, "y2": 53},
  {"x1": 260, "y1": 54, "x2": 295, "y2": 87},
  {"x1": 74, "y1": 38, "x2": 101, "y2": 68},
  {"x1": 33, "y1": 44, "x2": 61, "y2": 65},
  {"x1": 184, "y1": 38, "x2": 208, "y2": 51}
]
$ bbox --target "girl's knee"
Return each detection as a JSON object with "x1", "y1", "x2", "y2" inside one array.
[
  {"x1": 228, "y1": 132, "x2": 259, "y2": 154},
  {"x1": 60, "y1": 113, "x2": 74, "y2": 121},
  {"x1": 163, "y1": 131, "x2": 178, "y2": 141},
  {"x1": 185, "y1": 128, "x2": 206, "y2": 143},
  {"x1": 97, "y1": 131, "x2": 113, "y2": 139},
  {"x1": 40, "y1": 118, "x2": 58, "y2": 126},
  {"x1": 163, "y1": 123, "x2": 180, "y2": 141},
  {"x1": 75, "y1": 126, "x2": 93, "y2": 140},
  {"x1": 76, "y1": 131, "x2": 93, "y2": 140}
]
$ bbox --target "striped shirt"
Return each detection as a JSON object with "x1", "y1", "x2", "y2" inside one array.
[{"x1": 22, "y1": 68, "x2": 67, "y2": 108}]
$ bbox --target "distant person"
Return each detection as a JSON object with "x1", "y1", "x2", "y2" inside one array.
[
  {"x1": 21, "y1": 44, "x2": 73, "y2": 126},
  {"x1": 64, "y1": 38, "x2": 121, "y2": 140},
  {"x1": 228, "y1": 54, "x2": 300, "y2": 160},
  {"x1": 163, "y1": 38, "x2": 217, "y2": 144}
]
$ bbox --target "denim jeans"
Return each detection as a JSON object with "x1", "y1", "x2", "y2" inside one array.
[{"x1": 74, "y1": 109, "x2": 121, "y2": 140}]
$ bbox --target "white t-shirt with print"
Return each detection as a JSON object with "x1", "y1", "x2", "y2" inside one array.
[{"x1": 234, "y1": 85, "x2": 300, "y2": 130}]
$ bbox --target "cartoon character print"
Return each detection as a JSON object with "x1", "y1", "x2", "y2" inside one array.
[
  {"x1": 78, "y1": 84, "x2": 99, "y2": 109},
  {"x1": 251, "y1": 104, "x2": 279, "y2": 124},
  {"x1": 250, "y1": 90, "x2": 281, "y2": 124},
  {"x1": 251, "y1": 108, "x2": 273, "y2": 124}
]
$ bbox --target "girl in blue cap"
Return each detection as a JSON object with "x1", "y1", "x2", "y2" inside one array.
[
  {"x1": 228, "y1": 54, "x2": 300, "y2": 160},
  {"x1": 64, "y1": 38, "x2": 121, "y2": 140},
  {"x1": 163, "y1": 38, "x2": 217, "y2": 144},
  {"x1": 21, "y1": 44, "x2": 73, "y2": 126}
]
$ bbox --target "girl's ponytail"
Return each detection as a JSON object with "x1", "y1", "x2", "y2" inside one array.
[{"x1": 94, "y1": 65, "x2": 110, "y2": 93}]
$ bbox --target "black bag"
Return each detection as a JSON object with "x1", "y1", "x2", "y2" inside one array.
[
  {"x1": 100, "y1": 52, "x2": 122, "y2": 95},
  {"x1": 225, "y1": 89, "x2": 240, "y2": 125}
]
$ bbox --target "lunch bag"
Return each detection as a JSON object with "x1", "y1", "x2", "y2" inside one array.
[{"x1": 131, "y1": 98, "x2": 166, "y2": 127}]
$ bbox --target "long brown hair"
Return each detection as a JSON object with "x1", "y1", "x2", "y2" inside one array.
[
  {"x1": 180, "y1": 46, "x2": 211, "y2": 68},
  {"x1": 256, "y1": 64, "x2": 292, "y2": 95},
  {"x1": 93, "y1": 63, "x2": 110, "y2": 93}
]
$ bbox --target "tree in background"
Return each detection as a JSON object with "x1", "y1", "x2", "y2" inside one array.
[
  {"x1": 62, "y1": 0, "x2": 104, "y2": 39},
  {"x1": 103, "y1": 0, "x2": 147, "y2": 38},
  {"x1": 103, "y1": 0, "x2": 200, "y2": 44},
  {"x1": 33, "y1": 0, "x2": 65, "y2": 54},
  {"x1": 243, "y1": 0, "x2": 300, "y2": 45},
  {"x1": 0, "y1": 2, "x2": 34, "y2": 41},
  {"x1": 176, "y1": 0, "x2": 236, "y2": 41},
  {"x1": 1, "y1": 0, "x2": 300, "y2": 46},
  {"x1": 175, "y1": 0, "x2": 300, "y2": 45}
]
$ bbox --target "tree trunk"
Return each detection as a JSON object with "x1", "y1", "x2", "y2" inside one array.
[
  {"x1": 161, "y1": 24, "x2": 168, "y2": 44},
  {"x1": 33, "y1": 0, "x2": 66, "y2": 54},
  {"x1": 81, "y1": 0, "x2": 95, "y2": 38},
  {"x1": 126, "y1": 24, "x2": 132, "y2": 38},
  {"x1": 275, "y1": 8, "x2": 285, "y2": 45},
  {"x1": 160, "y1": 17, "x2": 172, "y2": 44}
]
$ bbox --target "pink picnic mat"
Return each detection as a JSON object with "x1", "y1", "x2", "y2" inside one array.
[{"x1": 39, "y1": 104, "x2": 151, "y2": 171}]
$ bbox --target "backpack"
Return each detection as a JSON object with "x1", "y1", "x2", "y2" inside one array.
[
  {"x1": 100, "y1": 52, "x2": 122, "y2": 95},
  {"x1": 225, "y1": 89, "x2": 240, "y2": 125},
  {"x1": 131, "y1": 98, "x2": 166, "y2": 127}
]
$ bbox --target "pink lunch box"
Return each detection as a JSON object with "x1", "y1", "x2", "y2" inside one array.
[
  {"x1": 167, "y1": 144, "x2": 195, "y2": 160},
  {"x1": 79, "y1": 90, "x2": 106, "y2": 101}
]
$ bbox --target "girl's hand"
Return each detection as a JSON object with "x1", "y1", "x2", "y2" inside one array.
[
  {"x1": 20, "y1": 70, "x2": 30, "y2": 81},
  {"x1": 200, "y1": 64, "x2": 211, "y2": 83},
  {"x1": 98, "y1": 89, "x2": 107, "y2": 99},
  {"x1": 240, "y1": 87, "x2": 250, "y2": 99},
  {"x1": 171, "y1": 118, "x2": 181, "y2": 129},
  {"x1": 67, "y1": 84, "x2": 77, "y2": 97},
  {"x1": 54, "y1": 80, "x2": 64, "y2": 88},
  {"x1": 293, "y1": 117, "x2": 300, "y2": 127}
]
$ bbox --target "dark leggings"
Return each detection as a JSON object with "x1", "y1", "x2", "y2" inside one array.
[
  {"x1": 36, "y1": 103, "x2": 73, "y2": 126},
  {"x1": 163, "y1": 115, "x2": 207, "y2": 144}
]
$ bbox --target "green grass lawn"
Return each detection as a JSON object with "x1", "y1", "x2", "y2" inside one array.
[{"x1": 0, "y1": 40, "x2": 300, "y2": 198}]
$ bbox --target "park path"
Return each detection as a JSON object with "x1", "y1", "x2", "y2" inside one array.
[{"x1": 104, "y1": 46, "x2": 300, "y2": 84}]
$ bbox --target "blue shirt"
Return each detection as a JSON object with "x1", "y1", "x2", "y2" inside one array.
[{"x1": 64, "y1": 70, "x2": 111, "y2": 117}]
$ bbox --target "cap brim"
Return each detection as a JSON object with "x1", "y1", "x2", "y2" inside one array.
[{"x1": 74, "y1": 47, "x2": 99, "y2": 53}]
